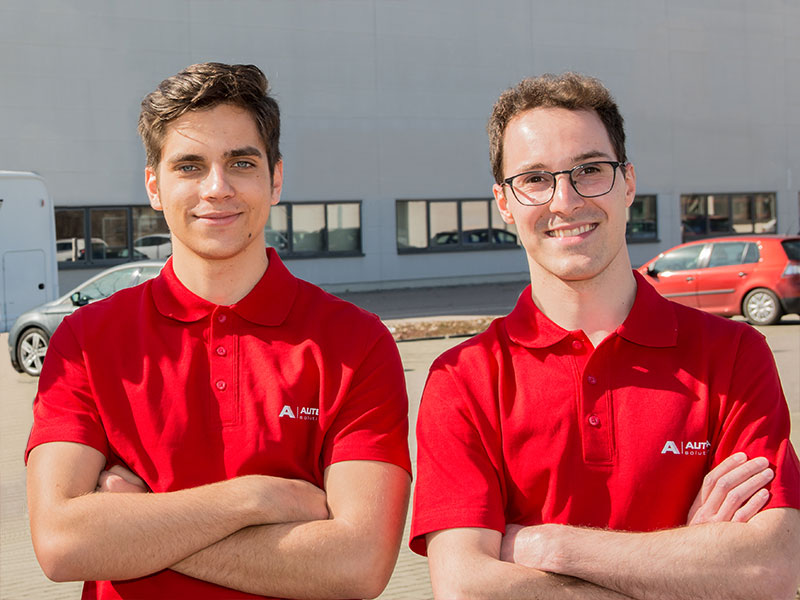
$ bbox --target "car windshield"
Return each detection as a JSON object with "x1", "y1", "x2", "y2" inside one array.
[
  {"x1": 654, "y1": 245, "x2": 704, "y2": 272},
  {"x1": 78, "y1": 269, "x2": 137, "y2": 302}
]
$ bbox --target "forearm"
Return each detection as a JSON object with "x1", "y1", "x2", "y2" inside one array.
[
  {"x1": 428, "y1": 529, "x2": 634, "y2": 600},
  {"x1": 172, "y1": 461, "x2": 410, "y2": 599},
  {"x1": 173, "y1": 518, "x2": 387, "y2": 599},
  {"x1": 519, "y1": 509, "x2": 800, "y2": 600},
  {"x1": 31, "y1": 454, "x2": 327, "y2": 585},
  {"x1": 31, "y1": 477, "x2": 260, "y2": 582},
  {"x1": 436, "y1": 556, "x2": 634, "y2": 600}
]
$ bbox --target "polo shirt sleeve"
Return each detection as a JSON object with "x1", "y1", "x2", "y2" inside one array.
[
  {"x1": 410, "y1": 360, "x2": 506, "y2": 556},
  {"x1": 712, "y1": 325, "x2": 800, "y2": 511},
  {"x1": 25, "y1": 316, "x2": 110, "y2": 464},
  {"x1": 321, "y1": 323, "x2": 411, "y2": 474}
]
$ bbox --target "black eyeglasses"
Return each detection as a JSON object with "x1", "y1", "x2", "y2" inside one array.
[{"x1": 502, "y1": 160, "x2": 628, "y2": 206}]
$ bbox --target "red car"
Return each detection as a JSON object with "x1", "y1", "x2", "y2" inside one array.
[{"x1": 638, "y1": 235, "x2": 800, "y2": 325}]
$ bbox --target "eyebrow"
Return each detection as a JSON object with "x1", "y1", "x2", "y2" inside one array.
[
  {"x1": 512, "y1": 150, "x2": 615, "y2": 174},
  {"x1": 166, "y1": 146, "x2": 264, "y2": 166},
  {"x1": 225, "y1": 146, "x2": 263, "y2": 159},
  {"x1": 166, "y1": 153, "x2": 204, "y2": 166}
]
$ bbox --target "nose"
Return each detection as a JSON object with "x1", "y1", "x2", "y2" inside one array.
[
  {"x1": 548, "y1": 172, "x2": 584, "y2": 215},
  {"x1": 200, "y1": 164, "x2": 234, "y2": 201}
]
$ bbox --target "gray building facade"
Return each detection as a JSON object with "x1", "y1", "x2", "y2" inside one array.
[{"x1": 2, "y1": 0, "x2": 798, "y2": 291}]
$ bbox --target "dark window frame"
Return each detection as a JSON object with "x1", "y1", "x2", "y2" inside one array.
[
  {"x1": 626, "y1": 194, "x2": 659, "y2": 243},
  {"x1": 265, "y1": 200, "x2": 363, "y2": 259},
  {"x1": 395, "y1": 198, "x2": 519, "y2": 254},
  {"x1": 680, "y1": 192, "x2": 777, "y2": 243},
  {"x1": 55, "y1": 205, "x2": 161, "y2": 268}
]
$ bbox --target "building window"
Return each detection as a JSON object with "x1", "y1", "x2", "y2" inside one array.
[
  {"x1": 680, "y1": 193, "x2": 776, "y2": 242},
  {"x1": 264, "y1": 201, "x2": 362, "y2": 258},
  {"x1": 133, "y1": 206, "x2": 172, "y2": 260},
  {"x1": 396, "y1": 199, "x2": 519, "y2": 253},
  {"x1": 626, "y1": 195, "x2": 657, "y2": 242},
  {"x1": 55, "y1": 206, "x2": 171, "y2": 265}
]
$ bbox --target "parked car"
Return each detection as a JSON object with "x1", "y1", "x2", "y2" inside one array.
[
  {"x1": 638, "y1": 235, "x2": 800, "y2": 325},
  {"x1": 55, "y1": 237, "x2": 109, "y2": 262},
  {"x1": 8, "y1": 261, "x2": 164, "y2": 376},
  {"x1": 134, "y1": 233, "x2": 173, "y2": 259},
  {"x1": 431, "y1": 228, "x2": 518, "y2": 246}
]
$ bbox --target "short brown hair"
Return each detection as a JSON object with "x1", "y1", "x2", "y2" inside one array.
[
  {"x1": 138, "y1": 62, "x2": 281, "y2": 174},
  {"x1": 487, "y1": 72, "x2": 626, "y2": 183}
]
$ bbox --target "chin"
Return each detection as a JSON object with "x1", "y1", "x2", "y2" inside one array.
[
  {"x1": 189, "y1": 244, "x2": 250, "y2": 261},
  {"x1": 539, "y1": 260, "x2": 615, "y2": 285}
]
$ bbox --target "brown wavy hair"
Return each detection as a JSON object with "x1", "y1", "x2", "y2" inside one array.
[
  {"x1": 487, "y1": 72, "x2": 626, "y2": 183},
  {"x1": 138, "y1": 62, "x2": 281, "y2": 174}
]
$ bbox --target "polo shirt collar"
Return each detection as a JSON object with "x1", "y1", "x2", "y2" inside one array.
[
  {"x1": 504, "y1": 285, "x2": 571, "y2": 348},
  {"x1": 504, "y1": 270, "x2": 678, "y2": 349},
  {"x1": 616, "y1": 270, "x2": 678, "y2": 347},
  {"x1": 151, "y1": 248, "x2": 297, "y2": 326}
]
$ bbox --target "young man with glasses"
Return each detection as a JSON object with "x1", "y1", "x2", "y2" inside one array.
[
  {"x1": 25, "y1": 63, "x2": 411, "y2": 600},
  {"x1": 411, "y1": 73, "x2": 800, "y2": 599}
]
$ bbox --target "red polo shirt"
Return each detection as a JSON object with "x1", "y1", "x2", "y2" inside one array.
[
  {"x1": 27, "y1": 249, "x2": 411, "y2": 599},
  {"x1": 410, "y1": 271, "x2": 800, "y2": 555}
]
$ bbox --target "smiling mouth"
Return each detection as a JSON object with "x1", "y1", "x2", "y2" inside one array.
[
  {"x1": 546, "y1": 223, "x2": 597, "y2": 238},
  {"x1": 195, "y1": 212, "x2": 240, "y2": 221}
]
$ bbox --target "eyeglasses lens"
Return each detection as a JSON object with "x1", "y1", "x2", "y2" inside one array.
[{"x1": 512, "y1": 162, "x2": 617, "y2": 206}]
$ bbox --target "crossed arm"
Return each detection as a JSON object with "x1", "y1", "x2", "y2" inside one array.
[
  {"x1": 27, "y1": 441, "x2": 411, "y2": 599},
  {"x1": 427, "y1": 454, "x2": 800, "y2": 600}
]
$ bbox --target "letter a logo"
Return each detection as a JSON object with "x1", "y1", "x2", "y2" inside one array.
[
  {"x1": 279, "y1": 405, "x2": 296, "y2": 419},
  {"x1": 661, "y1": 441, "x2": 680, "y2": 455}
]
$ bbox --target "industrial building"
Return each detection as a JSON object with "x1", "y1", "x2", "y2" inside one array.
[{"x1": 2, "y1": 0, "x2": 798, "y2": 292}]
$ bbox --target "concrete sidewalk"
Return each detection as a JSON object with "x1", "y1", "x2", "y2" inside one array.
[
  {"x1": 338, "y1": 279, "x2": 528, "y2": 319},
  {"x1": 339, "y1": 279, "x2": 527, "y2": 341}
]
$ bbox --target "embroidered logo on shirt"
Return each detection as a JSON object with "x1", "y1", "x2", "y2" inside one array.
[
  {"x1": 279, "y1": 405, "x2": 319, "y2": 421},
  {"x1": 661, "y1": 440, "x2": 710, "y2": 456}
]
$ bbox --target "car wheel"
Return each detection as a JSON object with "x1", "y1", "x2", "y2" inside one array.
[
  {"x1": 16, "y1": 327, "x2": 49, "y2": 377},
  {"x1": 742, "y1": 288, "x2": 783, "y2": 326}
]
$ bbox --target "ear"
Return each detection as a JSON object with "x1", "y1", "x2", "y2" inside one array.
[
  {"x1": 493, "y1": 183, "x2": 515, "y2": 224},
  {"x1": 269, "y1": 160, "x2": 284, "y2": 206},
  {"x1": 145, "y1": 166, "x2": 162, "y2": 211},
  {"x1": 623, "y1": 162, "x2": 636, "y2": 208}
]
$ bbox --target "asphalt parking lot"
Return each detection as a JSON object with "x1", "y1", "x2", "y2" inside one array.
[{"x1": 1, "y1": 315, "x2": 798, "y2": 599}]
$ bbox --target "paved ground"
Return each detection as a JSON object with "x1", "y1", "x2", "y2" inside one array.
[{"x1": 1, "y1": 283, "x2": 798, "y2": 599}]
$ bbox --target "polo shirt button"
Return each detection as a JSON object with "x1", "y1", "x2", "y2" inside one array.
[
  {"x1": 587, "y1": 375, "x2": 597, "y2": 385},
  {"x1": 216, "y1": 346, "x2": 227, "y2": 356},
  {"x1": 215, "y1": 380, "x2": 227, "y2": 391},
  {"x1": 217, "y1": 314, "x2": 227, "y2": 323},
  {"x1": 588, "y1": 414, "x2": 600, "y2": 427},
  {"x1": 572, "y1": 340, "x2": 583, "y2": 350}
]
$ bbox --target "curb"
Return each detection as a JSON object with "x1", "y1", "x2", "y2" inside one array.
[{"x1": 383, "y1": 315, "x2": 499, "y2": 342}]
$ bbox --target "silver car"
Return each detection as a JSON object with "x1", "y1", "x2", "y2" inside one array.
[{"x1": 8, "y1": 261, "x2": 164, "y2": 376}]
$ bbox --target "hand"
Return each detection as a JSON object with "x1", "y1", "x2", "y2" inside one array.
[
  {"x1": 687, "y1": 452, "x2": 773, "y2": 525},
  {"x1": 96, "y1": 464, "x2": 149, "y2": 494},
  {"x1": 500, "y1": 523, "x2": 525, "y2": 563},
  {"x1": 239, "y1": 475, "x2": 330, "y2": 524},
  {"x1": 500, "y1": 523, "x2": 558, "y2": 571}
]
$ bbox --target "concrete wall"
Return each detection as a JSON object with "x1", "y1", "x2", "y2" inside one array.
[{"x1": 2, "y1": 0, "x2": 798, "y2": 290}]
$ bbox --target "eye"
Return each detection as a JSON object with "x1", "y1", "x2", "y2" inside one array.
[
  {"x1": 233, "y1": 160, "x2": 255, "y2": 169},
  {"x1": 519, "y1": 172, "x2": 548, "y2": 185},
  {"x1": 177, "y1": 164, "x2": 198, "y2": 173},
  {"x1": 575, "y1": 163, "x2": 604, "y2": 176}
]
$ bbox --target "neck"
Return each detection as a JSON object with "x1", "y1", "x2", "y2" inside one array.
[
  {"x1": 170, "y1": 243, "x2": 269, "y2": 306},
  {"x1": 528, "y1": 258, "x2": 637, "y2": 347}
]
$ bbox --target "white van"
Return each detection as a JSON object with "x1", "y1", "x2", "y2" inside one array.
[{"x1": 0, "y1": 171, "x2": 59, "y2": 333}]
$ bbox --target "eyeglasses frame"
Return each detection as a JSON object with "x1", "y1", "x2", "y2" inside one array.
[{"x1": 502, "y1": 160, "x2": 629, "y2": 206}]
